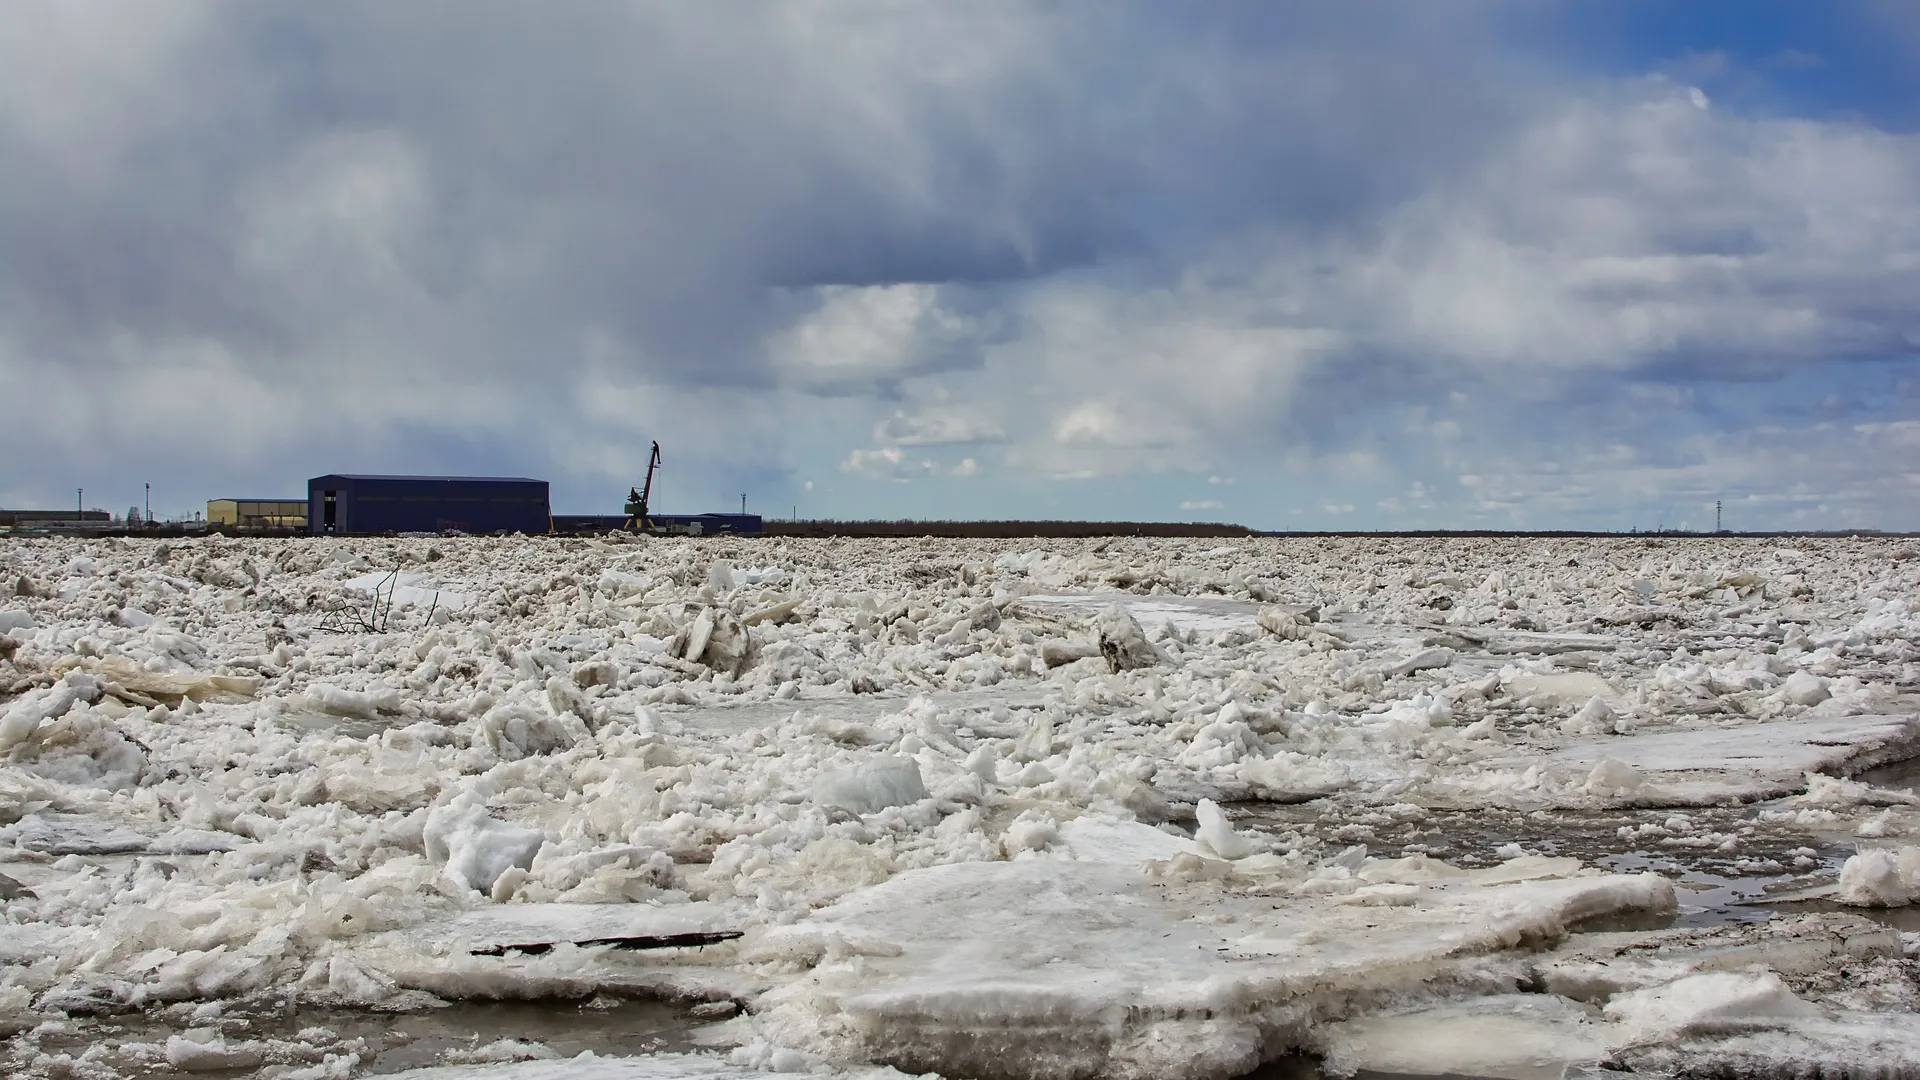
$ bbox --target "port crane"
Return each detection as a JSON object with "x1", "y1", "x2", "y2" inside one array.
[{"x1": 623, "y1": 441, "x2": 663, "y2": 532}]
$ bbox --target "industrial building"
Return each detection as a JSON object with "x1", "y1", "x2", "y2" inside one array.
[
  {"x1": 308, "y1": 475, "x2": 550, "y2": 536},
  {"x1": 0, "y1": 509, "x2": 112, "y2": 534},
  {"x1": 208, "y1": 498, "x2": 308, "y2": 530}
]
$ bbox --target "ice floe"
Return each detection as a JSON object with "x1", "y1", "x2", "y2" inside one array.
[{"x1": 2, "y1": 533, "x2": 1918, "y2": 1078}]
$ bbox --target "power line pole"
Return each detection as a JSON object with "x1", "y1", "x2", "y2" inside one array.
[
  {"x1": 145, "y1": 482, "x2": 151, "y2": 527},
  {"x1": 77, "y1": 488, "x2": 82, "y2": 519},
  {"x1": 1715, "y1": 500, "x2": 1722, "y2": 533}
]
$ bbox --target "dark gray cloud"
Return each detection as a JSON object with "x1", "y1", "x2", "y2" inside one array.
[{"x1": 3, "y1": 2, "x2": 1917, "y2": 526}]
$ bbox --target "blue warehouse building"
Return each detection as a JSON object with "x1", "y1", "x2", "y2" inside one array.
[{"x1": 308, "y1": 475, "x2": 550, "y2": 536}]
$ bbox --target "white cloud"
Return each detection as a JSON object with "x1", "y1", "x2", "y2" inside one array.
[
  {"x1": 874, "y1": 408, "x2": 1006, "y2": 446},
  {"x1": 769, "y1": 284, "x2": 987, "y2": 393},
  {"x1": 952, "y1": 457, "x2": 979, "y2": 477},
  {"x1": 2, "y1": 6, "x2": 1917, "y2": 528},
  {"x1": 1180, "y1": 498, "x2": 1224, "y2": 511},
  {"x1": 839, "y1": 446, "x2": 937, "y2": 482},
  {"x1": 1323, "y1": 503, "x2": 1356, "y2": 514}
]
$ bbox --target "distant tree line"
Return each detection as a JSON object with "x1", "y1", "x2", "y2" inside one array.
[{"x1": 764, "y1": 519, "x2": 1256, "y2": 539}]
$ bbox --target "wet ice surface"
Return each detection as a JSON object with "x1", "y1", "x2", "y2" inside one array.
[
  {"x1": 3, "y1": 534, "x2": 1920, "y2": 1079},
  {"x1": 13, "y1": 997, "x2": 712, "y2": 1077}
]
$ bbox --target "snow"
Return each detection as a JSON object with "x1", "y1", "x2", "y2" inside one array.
[
  {"x1": 2, "y1": 532, "x2": 1918, "y2": 1079},
  {"x1": 810, "y1": 755, "x2": 928, "y2": 815}
]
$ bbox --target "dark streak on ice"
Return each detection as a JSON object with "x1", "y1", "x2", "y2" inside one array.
[{"x1": 469, "y1": 930, "x2": 745, "y2": 957}]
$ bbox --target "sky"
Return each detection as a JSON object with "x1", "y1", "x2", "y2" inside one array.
[{"x1": 2, "y1": 1, "x2": 1917, "y2": 532}]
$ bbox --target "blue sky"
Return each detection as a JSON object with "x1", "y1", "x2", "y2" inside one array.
[{"x1": 2, "y1": 1, "x2": 1916, "y2": 531}]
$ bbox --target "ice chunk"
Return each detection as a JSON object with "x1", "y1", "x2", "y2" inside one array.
[
  {"x1": 1320, "y1": 995, "x2": 1607, "y2": 1080},
  {"x1": 344, "y1": 570, "x2": 472, "y2": 611},
  {"x1": 0, "y1": 671, "x2": 102, "y2": 750},
  {"x1": 811, "y1": 755, "x2": 928, "y2": 815},
  {"x1": 165, "y1": 1030, "x2": 267, "y2": 1071},
  {"x1": 1585, "y1": 758, "x2": 1645, "y2": 796},
  {"x1": 1544, "y1": 713, "x2": 1920, "y2": 803},
  {"x1": 368, "y1": 1054, "x2": 773, "y2": 1079},
  {"x1": 1506, "y1": 671, "x2": 1620, "y2": 708},
  {"x1": 0, "y1": 608, "x2": 32, "y2": 633},
  {"x1": 1388, "y1": 646, "x2": 1454, "y2": 677},
  {"x1": 55, "y1": 655, "x2": 259, "y2": 705},
  {"x1": 1057, "y1": 815, "x2": 1202, "y2": 863},
  {"x1": 424, "y1": 797, "x2": 547, "y2": 894},
  {"x1": 1835, "y1": 847, "x2": 1920, "y2": 907},
  {"x1": 389, "y1": 902, "x2": 742, "y2": 958},
  {"x1": 1604, "y1": 971, "x2": 1818, "y2": 1045},
  {"x1": 1256, "y1": 604, "x2": 1317, "y2": 640},
  {"x1": 757, "y1": 860, "x2": 1674, "y2": 1080},
  {"x1": 1782, "y1": 670, "x2": 1831, "y2": 707},
  {"x1": 674, "y1": 608, "x2": 751, "y2": 676},
  {"x1": 1193, "y1": 798, "x2": 1260, "y2": 859},
  {"x1": 1096, "y1": 605, "x2": 1162, "y2": 671},
  {"x1": 303, "y1": 683, "x2": 402, "y2": 719},
  {"x1": 1560, "y1": 695, "x2": 1619, "y2": 735}
]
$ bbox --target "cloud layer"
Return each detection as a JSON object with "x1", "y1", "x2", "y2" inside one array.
[{"x1": 3, "y1": 2, "x2": 1916, "y2": 528}]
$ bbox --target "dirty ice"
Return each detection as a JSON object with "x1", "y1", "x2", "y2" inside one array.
[{"x1": 3, "y1": 534, "x2": 1920, "y2": 1078}]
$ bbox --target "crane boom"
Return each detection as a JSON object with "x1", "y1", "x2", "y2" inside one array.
[{"x1": 624, "y1": 441, "x2": 663, "y2": 529}]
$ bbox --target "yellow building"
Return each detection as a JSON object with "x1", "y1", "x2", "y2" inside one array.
[{"x1": 207, "y1": 498, "x2": 308, "y2": 529}]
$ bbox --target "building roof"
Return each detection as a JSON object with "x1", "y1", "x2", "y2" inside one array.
[
  {"x1": 212, "y1": 497, "x2": 308, "y2": 504},
  {"x1": 310, "y1": 474, "x2": 546, "y2": 484}
]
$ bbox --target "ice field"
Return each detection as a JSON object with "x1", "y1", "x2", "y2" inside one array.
[{"x1": 3, "y1": 532, "x2": 1920, "y2": 1079}]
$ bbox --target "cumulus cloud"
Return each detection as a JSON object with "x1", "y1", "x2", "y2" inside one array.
[
  {"x1": 1179, "y1": 499, "x2": 1224, "y2": 512},
  {"x1": 874, "y1": 407, "x2": 1006, "y2": 446},
  {"x1": 1, "y1": 2, "x2": 1916, "y2": 527},
  {"x1": 840, "y1": 447, "x2": 937, "y2": 482}
]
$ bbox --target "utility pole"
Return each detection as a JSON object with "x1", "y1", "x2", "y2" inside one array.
[
  {"x1": 77, "y1": 488, "x2": 82, "y2": 519},
  {"x1": 741, "y1": 493, "x2": 747, "y2": 515},
  {"x1": 145, "y1": 483, "x2": 151, "y2": 527},
  {"x1": 1715, "y1": 500, "x2": 1722, "y2": 533}
]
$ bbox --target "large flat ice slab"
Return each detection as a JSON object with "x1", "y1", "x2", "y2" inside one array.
[
  {"x1": 756, "y1": 859, "x2": 1674, "y2": 1080},
  {"x1": 1547, "y1": 713, "x2": 1920, "y2": 804},
  {"x1": 381, "y1": 1055, "x2": 775, "y2": 1080},
  {"x1": 354, "y1": 903, "x2": 757, "y2": 1005}
]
